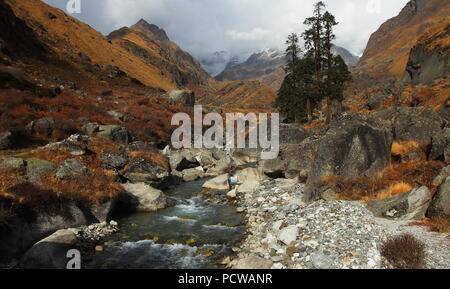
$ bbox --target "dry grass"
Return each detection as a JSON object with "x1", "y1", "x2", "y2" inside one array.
[
  {"x1": 127, "y1": 150, "x2": 169, "y2": 170},
  {"x1": 325, "y1": 161, "x2": 444, "y2": 201},
  {"x1": 409, "y1": 218, "x2": 450, "y2": 234},
  {"x1": 391, "y1": 141, "x2": 422, "y2": 156},
  {"x1": 375, "y1": 182, "x2": 413, "y2": 200},
  {"x1": 380, "y1": 233, "x2": 426, "y2": 269}
]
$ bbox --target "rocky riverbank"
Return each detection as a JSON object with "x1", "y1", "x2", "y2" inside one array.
[
  {"x1": 226, "y1": 178, "x2": 450, "y2": 269},
  {"x1": 2, "y1": 220, "x2": 119, "y2": 269}
]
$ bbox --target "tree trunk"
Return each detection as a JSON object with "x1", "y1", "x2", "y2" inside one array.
[
  {"x1": 307, "y1": 98, "x2": 312, "y2": 123},
  {"x1": 325, "y1": 96, "x2": 332, "y2": 125}
]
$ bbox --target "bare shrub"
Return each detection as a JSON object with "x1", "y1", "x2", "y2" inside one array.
[{"x1": 380, "y1": 233, "x2": 426, "y2": 269}]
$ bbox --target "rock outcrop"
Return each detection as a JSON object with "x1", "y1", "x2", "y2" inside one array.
[
  {"x1": 367, "y1": 187, "x2": 433, "y2": 220},
  {"x1": 428, "y1": 177, "x2": 450, "y2": 219},
  {"x1": 202, "y1": 174, "x2": 230, "y2": 191},
  {"x1": 162, "y1": 90, "x2": 195, "y2": 107},
  {"x1": 404, "y1": 21, "x2": 450, "y2": 84},
  {"x1": 121, "y1": 182, "x2": 175, "y2": 212},
  {"x1": 21, "y1": 229, "x2": 78, "y2": 269}
]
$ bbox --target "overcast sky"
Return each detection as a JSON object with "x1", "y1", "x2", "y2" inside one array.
[{"x1": 44, "y1": 0, "x2": 409, "y2": 70}]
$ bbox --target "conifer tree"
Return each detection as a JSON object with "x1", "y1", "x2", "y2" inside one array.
[
  {"x1": 275, "y1": 1, "x2": 352, "y2": 124},
  {"x1": 322, "y1": 11, "x2": 338, "y2": 124},
  {"x1": 302, "y1": 1, "x2": 326, "y2": 122}
]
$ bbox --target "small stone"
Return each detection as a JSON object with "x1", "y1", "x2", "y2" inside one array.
[{"x1": 278, "y1": 225, "x2": 299, "y2": 245}]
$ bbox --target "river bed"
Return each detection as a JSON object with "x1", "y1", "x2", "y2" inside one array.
[{"x1": 90, "y1": 178, "x2": 245, "y2": 269}]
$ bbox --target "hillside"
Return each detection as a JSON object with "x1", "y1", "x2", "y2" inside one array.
[
  {"x1": 215, "y1": 46, "x2": 359, "y2": 91},
  {"x1": 107, "y1": 19, "x2": 211, "y2": 92},
  {"x1": 215, "y1": 48, "x2": 289, "y2": 83},
  {"x1": 356, "y1": 0, "x2": 450, "y2": 78},
  {"x1": 0, "y1": 0, "x2": 448, "y2": 270},
  {"x1": 199, "y1": 80, "x2": 277, "y2": 111},
  {"x1": 0, "y1": 0, "x2": 206, "y2": 146}
]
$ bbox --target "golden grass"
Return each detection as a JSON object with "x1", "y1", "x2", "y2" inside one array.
[
  {"x1": 127, "y1": 150, "x2": 169, "y2": 170},
  {"x1": 326, "y1": 161, "x2": 445, "y2": 201},
  {"x1": 372, "y1": 182, "x2": 413, "y2": 200},
  {"x1": 391, "y1": 141, "x2": 422, "y2": 156},
  {"x1": 409, "y1": 218, "x2": 450, "y2": 234}
]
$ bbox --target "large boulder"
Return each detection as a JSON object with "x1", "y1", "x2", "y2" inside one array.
[
  {"x1": 235, "y1": 167, "x2": 267, "y2": 194},
  {"x1": 279, "y1": 124, "x2": 309, "y2": 144},
  {"x1": 181, "y1": 167, "x2": 205, "y2": 182},
  {"x1": 428, "y1": 177, "x2": 450, "y2": 219},
  {"x1": 202, "y1": 174, "x2": 230, "y2": 191},
  {"x1": 47, "y1": 134, "x2": 89, "y2": 156},
  {"x1": 0, "y1": 157, "x2": 25, "y2": 170},
  {"x1": 121, "y1": 182, "x2": 176, "y2": 212},
  {"x1": 404, "y1": 31, "x2": 450, "y2": 85},
  {"x1": 56, "y1": 159, "x2": 87, "y2": 180},
  {"x1": 308, "y1": 115, "x2": 392, "y2": 184},
  {"x1": 205, "y1": 155, "x2": 244, "y2": 177},
  {"x1": 237, "y1": 167, "x2": 267, "y2": 183},
  {"x1": 0, "y1": 131, "x2": 13, "y2": 150},
  {"x1": 96, "y1": 125, "x2": 132, "y2": 144},
  {"x1": 259, "y1": 137, "x2": 321, "y2": 180},
  {"x1": 21, "y1": 229, "x2": 78, "y2": 269},
  {"x1": 101, "y1": 152, "x2": 129, "y2": 170},
  {"x1": 367, "y1": 187, "x2": 432, "y2": 220},
  {"x1": 81, "y1": 122, "x2": 100, "y2": 135},
  {"x1": 430, "y1": 128, "x2": 450, "y2": 162},
  {"x1": 26, "y1": 158, "x2": 57, "y2": 184},
  {"x1": 26, "y1": 117, "x2": 54, "y2": 136},
  {"x1": 162, "y1": 90, "x2": 195, "y2": 106},
  {"x1": 232, "y1": 148, "x2": 261, "y2": 164},
  {"x1": 89, "y1": 199, "x2": 117, "y2": 223},
  {"x1": 0, "y1": 202, "x2": 87, "y2": 263},
  {"x1": 121, "y1": 158, "x2": 170, "y2": 189},
  {"x1": 376, "y1": 107, "x2": 446, "y2": 144},
  {"x1": 168, "y1": 149, "x2": 206, "y2": 171},
  {"x1": 432, "y1": 166, "x2": 450, "y2": 187}
]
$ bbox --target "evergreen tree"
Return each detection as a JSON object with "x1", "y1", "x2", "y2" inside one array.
[
  {"x1": 302, "y1": 1, "x2": 326, "y2": 122},
  {"x1": 285, "y1": 33, "x2": 301, "y2": 75},
  {"x1": 322, "y1": 11, "x2": 338, "y2": 124},
  {"x1": 329, "y1": 55, "x2": 352, "y2": 113},
  {"x1": 275, "y1": 1, "x2": 352, "y2": 124}
]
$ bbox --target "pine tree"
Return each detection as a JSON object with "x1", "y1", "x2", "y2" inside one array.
[
  {"x1": 276, "y1": 1, "x2": 352, "y2": 124},
  {"x1": 285, "y1": 33, "x2": 301, "y2": 75},
  {"x1": 329, "y1": 54, "x2": 352, "y2": 111},
  {"x1": 275, "y1": 33, "x2": 302, "y2": 122},
  {"x1": 322, "y1": 11, "x2": 338, "y2": 124},
  {"x1": 302, "y1": 1, "x2": 326, "y2": 122}
]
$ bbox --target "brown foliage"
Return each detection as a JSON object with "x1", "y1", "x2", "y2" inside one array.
[
  {"x1": 380, "y1": 233, "x2": 426, "y2": 269},
  {"x1": 325, "y1": 161, "x2": 444, "y2": 201},
  {"x1": 409, "y1": 218, "x2": 450, "y2": 234}
]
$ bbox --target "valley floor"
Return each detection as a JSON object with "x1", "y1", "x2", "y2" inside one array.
[{"x1": 227, "y1": 178, "x2": 450, "y2": 269}]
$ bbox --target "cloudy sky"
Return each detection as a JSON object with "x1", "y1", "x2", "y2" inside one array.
[{"x1": 44, "y1": 0, "x2": 409, "y2": 73}]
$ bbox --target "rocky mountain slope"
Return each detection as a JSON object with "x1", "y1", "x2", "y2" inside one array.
[
  {"x1": 215, "y1": 46, "x2": 359, "y2": 91},
  {"x1": 1, "y1": 0, "x2": 209, "y2": 91},
  {"x1": 215, "y1": 48, "x2": 289, "y2": 83},
  {"x1": 404, "y1": 20, "x2": 450, "y2": 84},
  {"x1": 199, "y1": 80, "x2": 277, "y2": 111},
  {"x1": 107, "y1": 19, "x2": 211, "y2": 91},
  {"x1": 0, "y1": 0, "x2": 448, "y2": 270},
  {"x1": 356, "y1": 0, "x2": 450, "y2": 79}
]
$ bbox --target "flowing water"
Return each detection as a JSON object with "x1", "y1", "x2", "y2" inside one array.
[{"x1": 90, "y1": 178, "x2": 245, "y2": 269}]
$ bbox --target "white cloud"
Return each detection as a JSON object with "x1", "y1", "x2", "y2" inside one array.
[
  {"x1": 226, "y1": 28, "x2": 271, "y2": 41},
  {"x1": 44, "y1": 0, "x2": 410, "y2": 64}
]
